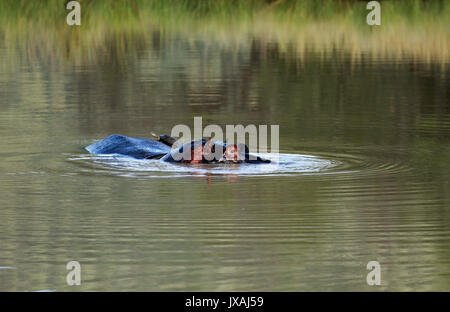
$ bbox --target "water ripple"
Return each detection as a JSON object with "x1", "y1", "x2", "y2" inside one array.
[{"x1": 66, "y1": 151, "x2": 412, "y2": 180}]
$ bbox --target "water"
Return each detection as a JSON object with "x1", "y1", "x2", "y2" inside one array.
[{"x1": 0, "y1": 34, "x2": 449, "y2": 291}]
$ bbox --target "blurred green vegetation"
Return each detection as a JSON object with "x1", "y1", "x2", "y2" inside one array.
[
  {"x1": 0, "y1": 0, "x2": 449, "y2": 63},
  {"x1": 1, "y1": 0, "x2": 449, "y2": 26}
]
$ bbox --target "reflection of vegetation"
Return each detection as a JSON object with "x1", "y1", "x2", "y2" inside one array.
[{"x1": 0, "y1": 0, "x2": 449, "y2": 63}]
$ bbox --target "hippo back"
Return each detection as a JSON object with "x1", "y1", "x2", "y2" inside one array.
[{"x1": 85, "y1": 134, "x2": 171, "y2": 159}]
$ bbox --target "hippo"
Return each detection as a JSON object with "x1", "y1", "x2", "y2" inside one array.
[{"x1": 85, "y1": 134, "x2": 270, "y2": 164}]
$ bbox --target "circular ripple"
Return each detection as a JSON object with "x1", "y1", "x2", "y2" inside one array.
[
  {"x1": 67, "y1": 150, "x2": 412, "y2": 179},
  {"x1": 68, "y1": 153, "x2": 339, "y2": 177}
]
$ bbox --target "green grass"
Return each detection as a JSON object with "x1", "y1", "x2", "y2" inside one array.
[{"x1": 0, "y1": 0, "x2": 449, "y2": 63}]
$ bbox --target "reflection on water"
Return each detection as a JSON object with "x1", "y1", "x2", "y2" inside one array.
[{"x1": 0, "y1": 32, "x2": 449, "y2": 291}]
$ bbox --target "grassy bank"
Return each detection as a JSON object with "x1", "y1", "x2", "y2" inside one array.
[{"x1": 0, "y1": 0, "x2": 449, "y2": 63}]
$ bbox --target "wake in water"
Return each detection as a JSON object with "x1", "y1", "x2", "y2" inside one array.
[
  {"x1": 68, "y1": 153, "x2": 340, "y2": 178},
  {"x1": 76, "y1": 134, "x2": 344, "y2": 177}
]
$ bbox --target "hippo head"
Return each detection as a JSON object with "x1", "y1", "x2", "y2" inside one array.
[
  {"x1": 218, "y1": 143, "x2": 248, "y2": 163},
  {"x1": 168, "y1": 140, "x2": 247, "y2": 163},
  {"x1": 165, "y1": 139, "x2": 269, "y2": 164}
]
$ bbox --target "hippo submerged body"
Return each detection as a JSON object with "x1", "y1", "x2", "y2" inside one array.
[
  {"x1": 85, "y1": 134, "x2": 171, "y2": 160},
  {"x1": 85, "y1": 134, "x2": 270, "y2": 164}
]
